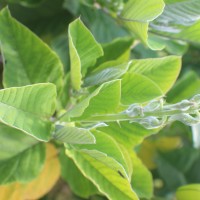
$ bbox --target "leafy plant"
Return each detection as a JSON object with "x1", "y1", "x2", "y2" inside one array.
[{"x1": 0, "y1": 1, "x2": 200, "y2": 200}]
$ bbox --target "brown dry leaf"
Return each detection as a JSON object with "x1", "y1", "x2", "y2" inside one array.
[{"x1": 0, "y1": 143, "x2": 60, "y2": 200}]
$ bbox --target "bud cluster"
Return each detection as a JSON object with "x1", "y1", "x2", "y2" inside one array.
[{"x1": 124, "y1": 94, "x2": 200, "y2": 129}]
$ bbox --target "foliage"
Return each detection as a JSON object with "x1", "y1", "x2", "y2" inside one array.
[{"x1": 0, "y1": 1, "x2": 200, "y2": 200}]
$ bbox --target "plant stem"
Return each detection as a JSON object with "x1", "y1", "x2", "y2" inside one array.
[{"x1": 75, "y1": 107, "x2": 199, "y2": 123}]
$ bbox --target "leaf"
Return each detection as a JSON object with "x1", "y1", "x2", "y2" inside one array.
[
  {"x1": 155, "y1": 152, "x2": 187, "y2": 190},
  {"x1": 0, "y1": 123, "x2": 45, "y2": 185},
  {"x1": 99, "y1": 121, "x2": 157, "y2": 149},
  {"x1": 63, "y1": 0, "x2": 80, "y2": 15},
  {"x1": 59, "y1": 149, "x2": 99, "y2": 198},
  {"x1": 119, "y1": 0, "x2": 165, "y2": 49},
  {"x1": 65, "y1": 149, "x2": 139, "y2": 200},
  {"x1": 0, "y1": 143, "x2": 60, "y2": 200},
  {"x1": 72, "y1": 130, "x2": 131, "y2": 180},
  {"x1": 80, "y1": 6, "x2": 128, "y2": 43},
  {"x1": 131, "y1": 152, "x2": 153, "y2": 199},
  {"x1": 53, "y1": 125, "x2": 96, "y2": 144},
  {"x1": 84, "y1": 62, "x2": 130, "y2": 87},
  {"x1": 0, "y1": 8, "x2": 63, "y2": 93},
  {"x1": 138, "y1": 137, "x2": 182, "y2": 170},
  {"x1": 7, "y1": 0, "x2": 45, "y2": 7},
  {"x1": 176, "y1": 184, "x2": 200, "y2": 200},
  {"x1": 95, "y1": 37, "x2": 134, "y2": 66},
  {"x1": 167, "y1": 71, "x2": 200, "y2": 103},
  {"x1": 8, "y1": 0, "x2": 72, "y2": 38},
  {"x1": 69, "y1": 18, "x2": 103, "y2": 90},
  {"x1": 150, "y1": 1, "x2": 200, "y2": 44},
  {"x1": 121, "y1": 72, "x2": 163, "y2": 104},
  {"x1": 51, "y1": 34, "x2": 70, "y2": 73},
  {"x1": 0, "y1": 83, "x2": 56, "y2": 141},
  {"x1": 61, "y1": 80, "x2": 121, "y2": 120},
  {"x1": 152, "y1": 0, "x2": 200, "y2": 32},
  {"x1": 0, "y1": 143, "x2": 45, "y2": 185},
  {"x1": 128, "y1": 56, "x2": 181, "y2": 93}
]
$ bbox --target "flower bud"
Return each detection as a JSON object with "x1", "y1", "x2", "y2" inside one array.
[
  {"x1": 169, "y1": 114, "x2": 200, "y2": 126},
  {"x1": 190, "y1": 94, "x2": 200, "y2": 104},
  {"x1": 131, "y1": 116, "x2": 166, "y2": 129},
  {"x1": 125, "y1": 103, "x2": 143, "y2": 117},
  {"x1": 143, "y1": 99, "x2": 163, "y2": 113},
  {"x1": 164, "y1": 100, "x2": 193, "y2": 111}
]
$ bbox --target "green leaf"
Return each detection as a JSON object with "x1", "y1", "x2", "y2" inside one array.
[
  {"x1": 53, "y1": 126, "x2": 95, "y2": 144},
  {"x1": 121, "y1": 72, "x2": 163, "y2": 104},
  {"x1": 69, "y1": 18, "x2": 103, "y2": 90},
  {"x1": 148, "y1": 34, "x2": 189, "y2": 56},
  {"x1": 80, "y1": 6, "x2": 128, "y2": 43},
  {"x1": 155, "y1": 152, "x2": 187, "y2": 190},
  {"x1": 0, "y1": 83, "x2": 56, "y2": 141},
  {"x1": 0, "y1": 123, "x2": 45, "y2": 184},
  {"x1": 131, "y1": 152, "x2": 153, "y2": 199},
  {"x1": 7, "y1": 0, "x2": 45, "y2": 7},
  {"x1": 59, "y1": 149, "x2": 98, "y2": 199},
  {"x1": 151, "y1": 1, "x2": 200, "y2": 44},
  {"x1": 99, "y1": 121, "x2": 157, "y2": 149},
  {"x1": 73, "y1": 130, "x2": 131, "y2": 180},
  {"x1": 0, "y1": 8, "x2": 63, "y2": 93},
  {"x1": 65, "y1": 149, "x2": 139, "y2": 200},
  {"x1": 167, "y1": 71, "x2": 200, "y2": 103},
  {"x1": 176, "y1": 184, "x2": 200, "y2": 200},
  {"x1": 120, "y1": 0, "x2": 165, "y2": 49},
  {"x1": 128, "y1": 56, "x2": 181, "y2": 93},
  {"x1": 152, "y1": 0, "x2": 200, "y2": 32},
  {"x1": 62, "y1": 80, "x2": 121, "y2": 120},
  {"x1": 95, "y1": 37, "x2": 134, "y2": 66},
  {"x1": 63, "y1": 0, "x2": 80, "y2": 15},
  {"x1": 173, "y1": 21, "x2": 200, "y2": 44},
  {"x1": 51, "y1": 34, "x2": 70, "y2": 73},
  {"x1": 84, "y1": 62, "x2": 130, "y2": 87}
]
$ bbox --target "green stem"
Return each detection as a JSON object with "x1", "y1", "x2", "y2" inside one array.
[{"x1": 74, "y1": 107, "x2": 199, "y2": 123}]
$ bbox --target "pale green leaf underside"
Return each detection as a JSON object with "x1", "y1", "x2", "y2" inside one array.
[
  {"x1": 62, "y1": 80, "x2": 121, "y2": 120},
  {"x1": 173, "y1": 21, "x2": 200, "y2": 44},
  {"x1": 69, "y1": 18, "x2": 103, "y2": 90},
  {"x1": 84, "y1": 62, "x2": 130, "y2": 87},
  {"x1": 66, "y1": 149, "x2": 139, "y2": 200},
  {"x1": 128, "y1": 56, "x2": 181, "y2": 94},
  {"x1": 0, "y1": 123, "x2": 45, "y2": 184},
  {"x1": 121, "y1": 73, "x2": 163, "y2": 104},
  {"x1": 53, "y1": 126, "x2": 95, "y2": 144},
  {"x1": 73, "y1": 130, "x2": 131, "y2": 180},
  {"x1": 0, "y1": 83, "x2": 56, "y2": 141},
  {"x1": 154, "y1": 0, "x2": 200, "y2": 27},
  {"x1": 0, "y1": 8, "x2": 64, "y2": 93},
  {"x1": 120, "y1": 0, "x2": 165, "y2": 49},
  {"x1": 151, "y1": 0, "x2": 200, "y2": 44}
]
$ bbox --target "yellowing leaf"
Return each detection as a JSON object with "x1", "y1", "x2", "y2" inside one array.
[
  {"x1": 155, "y1": 137, "x2": 182, "y2": 152},
  {"x1": 0, "y1": 143, "x2": 60, "y2": 200}
]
